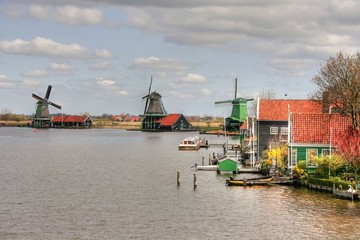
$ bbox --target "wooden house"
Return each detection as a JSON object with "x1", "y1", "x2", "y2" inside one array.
[
  {"x1": 51, "y1": 115, "x2": 93, "y2": 128},
  {"x1": 156, "y1": 113, "x2": 193, "y2": 131},
  {"x1": 256, "y1": 99, "x2": 323, "y2": 159},
  {"x1": 289, "y1": 113, "x2": 352, "y2": 168}
]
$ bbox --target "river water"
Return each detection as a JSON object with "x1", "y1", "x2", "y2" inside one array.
[{"x1": 1, "y1": 128, "x2": 360, "y2": 240}]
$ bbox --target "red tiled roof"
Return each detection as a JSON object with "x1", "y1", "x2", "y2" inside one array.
[
  {"x1": 258, "y1": 99, "x2": 323, "y2": 121},
  {"x1": 159, "y1": 114, "x2": 181, "y2": 126},
  {"x1": 291, "y1": 113, "x2": 351, "y2": 144},
  {"x1": 51, "y1": 115, "x2": 90, "y2": 123}
]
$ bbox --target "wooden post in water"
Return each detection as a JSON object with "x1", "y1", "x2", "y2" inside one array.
[
  {"x1": 177, "y1": 170, "x2": 180, "y2": 186},
  {"x1": 202, "y1": 156, "x2": 205, "y2": 166},
  {"x1": 193, "y1": 173, "x2": 197, "y2": 189},
  {"x1": 209, "y1": 154, "x2": 211, "y2": 165}
]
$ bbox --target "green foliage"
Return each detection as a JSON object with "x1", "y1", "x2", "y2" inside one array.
[
  {"x1": 307, "y1": 177, "x2": 350, "y2": 189},
  {"x1": 259, "y1": 160, "x2": 270, "y2": 175}
]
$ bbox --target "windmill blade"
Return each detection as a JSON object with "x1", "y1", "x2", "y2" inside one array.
[
  {"x1": 49, "y1": 101, "x2": 62, "y2": 110},
  {"x1": 142, "y1": 94, "x2": 150, "y2": 99},
  {"x1": 144, "y1": 76, "x2": 152, "y2": 114},
  {"x1": 45, "y1": 85, "x2": 52, "y2": 99},
  {"x1": 215, "y1": 100, "x2": 232, "y2": 104},
  {"x1": 32, "y1": 93, "x2": 44, "y2": 102},
  {"x1": 234, "y1": 78, "x2": 237, "y2": 99}
]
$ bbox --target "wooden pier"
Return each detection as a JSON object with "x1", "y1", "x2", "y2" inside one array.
[{"x1": 305, "y1": 183, "x2": 359, "y2": 200}]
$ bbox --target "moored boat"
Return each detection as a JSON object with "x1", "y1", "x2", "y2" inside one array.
[
  {"x1": 226, "y1": 176, "x2": 273, "y2": 186},
  {"x1": 179, "y1": 136, "x2": 201, "y2": 150},
  {"x1": 196, "y1": 165, "x2": 218, "y2": 171}
]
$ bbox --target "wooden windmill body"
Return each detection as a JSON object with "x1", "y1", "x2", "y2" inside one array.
[
  {"x1": 140, "y1": 77, "x2": 168, "y2": 131},
  {"x1": 32, "y1": 85, "x2": 62, "y2": 128}
]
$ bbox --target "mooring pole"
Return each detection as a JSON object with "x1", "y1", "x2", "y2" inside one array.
[
  {"x1": 177, "y1": 170, "x2": 180, "y2": 186},
  {"x1": 193, "y1": 173, "x2": 197, "y2": 189},
  {"x1": 202, "y1": 156, "x2": 204, "y2": 166}
]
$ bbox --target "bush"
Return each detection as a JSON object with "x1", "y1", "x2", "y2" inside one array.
[{"x1": 307, "y1": 177, "x2": 351, "y2": 189}]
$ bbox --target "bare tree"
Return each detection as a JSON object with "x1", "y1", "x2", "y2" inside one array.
[
  {"x1": 311, "y1": 52, "x2": 360, "y2": 130},
  {"x1": 1, "y1": 108, "x2": 12, "y2": 122},
  {"x1": 249, "y1": 89, "x2": 277, "y2": 118}
]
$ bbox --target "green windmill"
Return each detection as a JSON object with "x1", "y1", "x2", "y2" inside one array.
[{"x1": 215, "y1": 78, "x2": 253, "y2": 132}]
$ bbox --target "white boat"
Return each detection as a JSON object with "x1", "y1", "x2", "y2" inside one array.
[
  {"x1": 178, "y1": 136, "x2": 201, "y2": 150},
  {"x1": 196, "y1": 165, "x2": 218, "y2": 171}
]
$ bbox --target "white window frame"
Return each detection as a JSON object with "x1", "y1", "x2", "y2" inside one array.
[
  {"x1": 270, "y1": 127, "x2": 278, "y2": 135},
  {"x1": 280, "y1": 127, "x2": 288, "y2": 135},
  {"x1": 306, "y1": 149, "x2": 318, "y2": 165},
  {"x1": 290, "y1": 148, "x2": 297, "y2": 167}
]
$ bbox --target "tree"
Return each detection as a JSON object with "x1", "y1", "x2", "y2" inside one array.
[
  {"x1": 334, "y1": 127, "x2": 360, "y2": 184},
  {"x1": 1, "y1": 108, "x2": 12, "y2": 122},
  {"x1": 311, "y1": 51, "x2": 360, "y2": 131},
  {"x1": 248, "y1": 89, "x2": 276, "y2": 118}
]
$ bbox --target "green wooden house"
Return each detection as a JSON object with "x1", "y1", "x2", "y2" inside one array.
[
  {"x1": 218, "y1": 156, "x2": 239, "y2": 173},
  {"x1": 288, "y1": 113, "x2": 352, "y2": 168}
]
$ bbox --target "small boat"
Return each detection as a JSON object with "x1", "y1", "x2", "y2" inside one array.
[
  {"x1": 196, "y1": 165, "x2": 218, "y2": 171},
  {"x1": 179, "y1": 136, "x2": 200, "y2": 150},
  {"x1": 226, "y1": 176, "x2": 273, "y2": 186}
]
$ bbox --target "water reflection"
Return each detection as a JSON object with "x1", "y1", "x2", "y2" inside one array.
[{"x1": 0, "y1": 128, "x2": 359, "y2": 239}]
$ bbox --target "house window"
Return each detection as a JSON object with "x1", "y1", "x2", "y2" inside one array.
[
  {"x1": 322, "y1": 149, "x2": 331, "y2": 156},
  {"x1": 270, "y1": 127, "x2": 278, "y2": 135},
  {"x1": 290, "y1": 148, "x2": 297, "y2": 167},
  {"x1": 306, "y1": 149, "x2": 318, "y2": 166},
  {"x1": 280, "y1": 127, "x2": 288, "y2": 135}
]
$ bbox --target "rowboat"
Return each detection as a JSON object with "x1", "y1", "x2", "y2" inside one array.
[{"x1": 226, "y1": 176, "x2": 273, "y2": 186}]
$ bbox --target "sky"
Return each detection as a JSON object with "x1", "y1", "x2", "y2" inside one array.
[{"x1": 1, "y1": 0, "x2": 360, "y2": 117}]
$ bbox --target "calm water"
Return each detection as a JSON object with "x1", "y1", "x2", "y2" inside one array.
[{"x1": 1, "y1": 128, "x2": 360, "y2": 240}]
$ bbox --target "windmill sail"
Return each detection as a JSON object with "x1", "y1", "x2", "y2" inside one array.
[{"x1": 144, "y1": 76, "x2": 153, "y2": 114}]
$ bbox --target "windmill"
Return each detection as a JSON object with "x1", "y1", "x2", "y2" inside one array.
[
  {"x1": 141, "y1": 76, "x2": 167, "y2": 130},
  {"x1": 32, "y1": 85, "x2": 61, "y2": 127},
  {"x1": 215, "y1": 78, "x2": 253, "y2": 132},
  {"x1": 142, "y1": 76, "x2": 167, "y2": 115}
]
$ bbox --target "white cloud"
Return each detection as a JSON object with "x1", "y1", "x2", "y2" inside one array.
[
  {"x1": 22, "y1": 70, "x2": 48, "y2": 78},
  {"x1": 168, "y1": 90, "x2": 193, "y2": 99},
  {"x1": 0, "y1": 37, "x2": 115, "y2": 60},
  {"x1": 22, "y1": 79, "x2": 40, "y2": 86},
  {"x1": 49, "y1": 62, "x2": 74, "y2": 73},
  {"x1": 0, "y1": 74, "x2": 14, "y2": 88},
  {"x1": 180, "y1": 73, "x2": 206, "y2": 83},
  {"x1": 118, "y1": 90, "x2": 129, "y2": 96},
  {"x1": 131, "y1": 57, "x2": 193, "y2": 71},
  {"x1": 0, "y1": 74, "x2": 9, "y2": 81},
  {"x1": 97, "y1": 79, "x2": 115, "y2": 87},
  {"x1": 88, "y1": 61, "x2": 113, "y2": 70},
  {"x1": 95, "y1": 49, "x2": 115, "y2": 59},
  {"x1": 29, "y1": 4, "x2": 103, "y2": 25},
  {"x1": 0, "y1": 37, "x2": 90, "y2": 58},
  {"x1": 201, "y1": 88, "x2": 212, "y2": 96}
]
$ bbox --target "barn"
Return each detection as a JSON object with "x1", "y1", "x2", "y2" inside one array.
[{"x1": 51, "y1": 115, "x2": 93, "y2": 128}]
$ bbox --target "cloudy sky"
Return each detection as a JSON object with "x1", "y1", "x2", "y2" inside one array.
[{"x1": 1, "y1": 0, "x2": 360, "y2": 116}]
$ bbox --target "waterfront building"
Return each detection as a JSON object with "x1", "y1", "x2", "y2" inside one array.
[
  {"x1": 51, "y1": 115, "x2": 93, "y2": 128},
  {"x1": 256, "y1": 99, "x2": 323, "y2": 159},
  {"x1": 288, "y1": 113, "x2": 352, "y2": 169}
]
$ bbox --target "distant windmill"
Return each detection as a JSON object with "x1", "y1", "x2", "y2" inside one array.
[
  {"x1": 215, "y1": 78, "x2": 253, "y2": 132},
  {"x1": 141, "y1": 77, "x2": 167, "y2": 130},
  {"x1": 142, "y1": 76, "x2": 167, "y2": 115},
  {"x1": 32, "y1": 85, "x2": 61, "y2": 127}
]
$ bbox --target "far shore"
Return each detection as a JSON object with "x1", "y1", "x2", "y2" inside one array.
[{"x1": 0, "y1": 120, "x2": 222, "y2": 131}]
